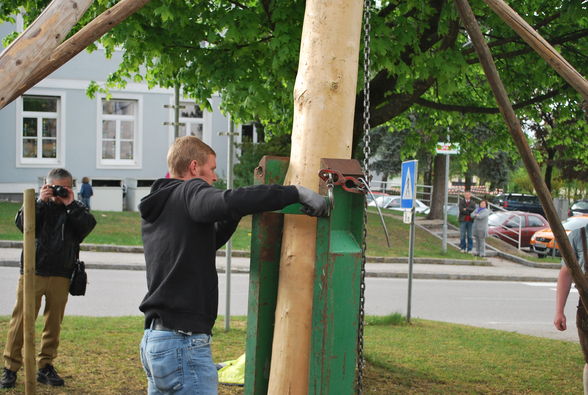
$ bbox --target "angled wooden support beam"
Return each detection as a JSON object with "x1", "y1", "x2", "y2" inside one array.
[
  {"x1": 0, "y1": 0, "x2": 151, "y2": 110},
  {"x1": 453, "y1": 0, "x2": 588, "y2": 306},
  {"x1": 482, "y1": 0, "x2": 588, "y2": 101},
  {"x1": 0, "y1": 0, "x2": 94, "y2": 109}
]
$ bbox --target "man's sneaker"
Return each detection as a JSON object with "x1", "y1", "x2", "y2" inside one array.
[
  {"x1": 1, "y1": 368, "x2": 17, "y2": 389},
  {"x1": 37, "y1": 365, "x2": 64, "y2": 386}
]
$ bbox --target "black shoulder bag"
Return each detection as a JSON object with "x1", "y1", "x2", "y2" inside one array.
[{"x1": 69, "y1": 247, "x2": 87, "y2": 296}]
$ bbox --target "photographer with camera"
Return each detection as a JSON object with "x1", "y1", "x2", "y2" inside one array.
[{"x1": 1, "y1": 168, "x2": 96, "y2": 389}]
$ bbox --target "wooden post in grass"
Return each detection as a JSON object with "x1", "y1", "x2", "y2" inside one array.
[
  {"x1": 23, "y1": 189, "x2": 36, "y2": 395},
  {"x1": 0, "y1": 0, "x2": 151, "y2": 110},
  {"x1": 481, "y1": 0, "x2": 588, "y2": 101},
  {"x1": 0, "y1": 0, "x2": 93, "y2": 109},
  {"x1": 453, "y1": 0, "x2": 588, "y2": 306},
  {"x1": 266, "y1": 0, "x2": 364, "y2": 392}
]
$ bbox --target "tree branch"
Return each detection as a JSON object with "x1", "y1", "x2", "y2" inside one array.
[{"x1": 414, "y1": 88, "x2": 562, "y2": 113}]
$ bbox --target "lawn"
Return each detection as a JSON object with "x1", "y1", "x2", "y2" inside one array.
[
  {"x1": 0, "y1": 202, "x2": 466, "y2": 259},
  {"x1": 0, "y1": 315, "x2": 582, "y2": 394}
]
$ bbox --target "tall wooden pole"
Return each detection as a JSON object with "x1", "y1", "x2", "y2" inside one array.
[
  {"x1": 267, "y1": 0, "x2": 364, "y2": 392},
  {"x1": 23, "y1": 189, "x2": 36, "y2": 395},
  {"x1": 482, "y1": 0, "x2": 588, "y2": 101},
  {"x1": 0, "y1": 0, "x2": 93, "y2": 109},
  {"x1": 453, "y1": 0, "x2": 588, "y2": 303},
  {"x1": 0, "y1": 0, "x2": 151, "y2": 110}
]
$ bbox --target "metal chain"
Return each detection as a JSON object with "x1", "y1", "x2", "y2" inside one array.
[{"x1": 357, "y1": 0, "x2": 371, "y2": 392}]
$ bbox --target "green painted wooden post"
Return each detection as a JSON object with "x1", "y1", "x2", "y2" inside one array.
[
  {"x1": 309, "y1": 162, "x2": 365, "y2": 395},
  {"x1": 245, "y1": 156, "x2": 289, "y2": 395},
  {"x1": 245, "y1": 156, "x2": 364, "y2": 394}
]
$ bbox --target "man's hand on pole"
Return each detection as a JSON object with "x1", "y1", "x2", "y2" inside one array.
[{"x1": 296, "y1": 186, "x2": 328, "y2": 217}]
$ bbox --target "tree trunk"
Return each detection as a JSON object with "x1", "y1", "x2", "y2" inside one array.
[
  {"x1": 464, "y1": 169, "x2": 473, "y2": 191},
  {"x1": 427, "y1": 154, "x2": 447, "y2": 220},
  {"x1": 0, "y1": 0, "x2": 93, "y2": 109},
  {"x1": 267, "y1": 0, "x2": 363, "y2": 392},
  {"x1": 544, "y1": 148, "x2": 556, "y2": 192}
]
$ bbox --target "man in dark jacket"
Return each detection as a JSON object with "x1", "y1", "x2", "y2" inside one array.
[
  {"x1": 138, "y1": 136, "x2": 327, "y2": 394},
  {"x1": 1, "y1": 168, "x2": 96, "y2": 389},
  {"x1": 458, "y1": 190, "x2": 476, "y2": 253}
]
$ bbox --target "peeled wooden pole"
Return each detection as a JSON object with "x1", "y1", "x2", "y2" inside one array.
[
  {"x1": 23, "y1": 189, "x2": 36, "y2": 395},
  {"x1": 454, "y1": 0, "x2": 588, "y2": 303},
  {"x1": 482, "y1": 0, "x2": 588, "y2": 101},
  {"x1": 1, "y1": 0, "x2": 151, "y2": 110},
  {"x1": 267, "y1": 0, "x2": 364, "y2": 392},
  {"x1": 0, "y1": 0, "x2": 94, "y2": 109}
]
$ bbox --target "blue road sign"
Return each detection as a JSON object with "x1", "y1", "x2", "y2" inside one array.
[{"x1": 401, "y1": 160, "x2": 418, "y2": 209}]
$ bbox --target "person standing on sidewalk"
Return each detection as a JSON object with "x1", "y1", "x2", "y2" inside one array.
[
  {"x1": 138, "y1": 136, "x2": 327, "y2": 394},
  {"x1": 554, "y1": 224, "x2": 588, "y2": 395},
  {"x1": 1, "y1": 168, "x2": 96, "y2": 389},
  {"x1": 471, "y1": 200, "x2": 490, "y2": 257},
  {"x1": 458, "y1": 190, "x2": 476, "y2": 253},
  {"x1": 77, "y1": 176, "x2": 93, "y2": 210}
]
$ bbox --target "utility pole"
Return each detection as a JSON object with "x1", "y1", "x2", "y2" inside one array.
[{"x1": 163, "y1": 84, "x2": 184, "y2": 138}]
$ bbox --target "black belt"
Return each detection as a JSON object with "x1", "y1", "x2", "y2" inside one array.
[{"x1": 151, "y1": 318, "x2": 193, "y2": 336}]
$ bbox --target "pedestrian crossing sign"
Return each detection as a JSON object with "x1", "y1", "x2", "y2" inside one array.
[{"x1": 401, "y1": 160, "x2": 418, "y2": 209}]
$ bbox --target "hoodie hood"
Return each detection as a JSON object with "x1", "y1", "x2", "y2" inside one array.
[{"x1": 139, "y1": 178, "x2": 184, "y2": 223}]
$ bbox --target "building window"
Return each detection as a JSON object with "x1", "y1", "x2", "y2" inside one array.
[
  {"x1": 179, "y1": 102, "x2": 204, "y2": 140},
  {"x1": 20, "y1": 95, "x2": 60, "y2": 163},
  {"x1": 99, "y1": 98, "x2": 138, "y2": 165}
]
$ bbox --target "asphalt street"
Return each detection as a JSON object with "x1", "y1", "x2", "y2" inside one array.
[{"x1": 0, "y1": 266, "x2": 578, "y2": 343}]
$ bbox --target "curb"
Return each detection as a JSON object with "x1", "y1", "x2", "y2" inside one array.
[
  {"x1": 0, "y1": 240, "x2": 487, "y2": 266},
  {"x1": 0, "y1": 260, "x2": 557, "y2": 282},
  {"x1": 495, "y1": 250, "x2": 560, "y2": 270}
]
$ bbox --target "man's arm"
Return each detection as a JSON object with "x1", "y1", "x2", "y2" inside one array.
[
  {"x1": 66, "y1": 201, "x2": 97, "y2": 242},
  {"x1": 554, "y1": 265, "x2": 573, "y2": 331}
]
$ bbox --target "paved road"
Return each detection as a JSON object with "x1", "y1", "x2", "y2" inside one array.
[{"x1": 0, "y1": 267, "x2": 578, "y2": 343}]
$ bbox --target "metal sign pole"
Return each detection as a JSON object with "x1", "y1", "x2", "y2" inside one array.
[
  {"x1": 224, "y1": 118, "x2": 235, "y2": 331},
  {"x1": 401, "y1": 160, "x2": 418, "y2": 323},
  {"x1": 407, "y1": 205, "x2": 416, "y2": 323},
  {"x1": 442, "y1": 154, "x2": 450, "y2": 253}
]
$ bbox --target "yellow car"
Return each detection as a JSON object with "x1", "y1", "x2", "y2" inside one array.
[{"x1": 530, "y1": 214, "x2": 588, "y2": 257}]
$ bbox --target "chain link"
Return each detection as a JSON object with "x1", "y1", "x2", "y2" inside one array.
[{"x1": 357, "y1": 0, "x2": 371, "y2": 392}]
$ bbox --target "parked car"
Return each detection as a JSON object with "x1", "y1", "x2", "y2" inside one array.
[
  {"x1": 569, "y1": 199, "x2": 588, "y2": 217},
  {"x1": 487, "y1": 211, "x2": 549, "y2": 248},
  {"x1": 492, "y1": 193, "x2": 544, "y2": 216},
  {"x1": 368, "y1": 194, "x2": 430, "y2": 214},
  {"x1": 530, "y1": 214, "x2": 588, "y2": 257},
  {"x1": 366, "y1": 191, "x2": 389, "y2": 206}
]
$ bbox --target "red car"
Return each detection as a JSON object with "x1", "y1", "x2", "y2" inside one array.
[{"x1": 487, "y1": 211, "x2": 549, "y2": 248}]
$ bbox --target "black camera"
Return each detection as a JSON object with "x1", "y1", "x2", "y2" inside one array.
[{"x1": 50, "y1": 185, "x2": 69, "y2": 198}]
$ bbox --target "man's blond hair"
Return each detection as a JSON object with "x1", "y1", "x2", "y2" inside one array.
[{"x1": 167, "y1": 136, "x2": 216, "y2": 178}]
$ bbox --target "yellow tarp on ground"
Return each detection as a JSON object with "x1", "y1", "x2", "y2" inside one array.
[{"x1": 218, "y1": 353, "x2": 245, "y2": 386}]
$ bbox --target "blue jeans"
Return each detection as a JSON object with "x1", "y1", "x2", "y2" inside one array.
[
  {"x1": 81, "y1": 197, "x2": 91, "y2": 210},
  {"x1": 140, "y1": 329, "x2": 217, "y2": 395},
  {"x1": 459, "y1": 221, "x2": 473, "y2": 251}
]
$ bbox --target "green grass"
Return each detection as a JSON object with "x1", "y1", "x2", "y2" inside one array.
[{"x1": 0, "y1": 315, "x2": 582, "y2": 394}]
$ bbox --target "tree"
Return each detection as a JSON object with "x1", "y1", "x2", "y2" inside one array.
[
  {"x1": 3, "y1": 0, "x2": 585, "y2": 140},
  {"x1": 233, "y1": 133, "x2": 291, "y2": 187}
]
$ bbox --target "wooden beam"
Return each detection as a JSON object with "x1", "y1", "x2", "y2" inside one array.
[
  {"x1": 0, "y1": 0, "x2": 94, "y2": 109},
  {"x1": 267, "y1": 0, "x2": 364, "y2": 392},
  {"x1": 482, "y1": 0, "x2": 588, "y2": 101},
  {"x1": 453, "y1": 0, "x2": 588, "y2": 305},
  {"x1": 23, "y1": 189, "x2": 36, "y2": 394},
  {"x1": 0, "y1": 0, "x2": 151, "y2": 110}
]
